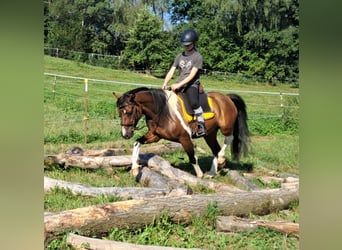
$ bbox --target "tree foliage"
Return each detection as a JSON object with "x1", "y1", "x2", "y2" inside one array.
[
  {"x1": 44, "y1": 0, "x2": 299, "y2": 84},
  {"x1": 121, "y1": 7, "x2": 170, "y2": 72}
]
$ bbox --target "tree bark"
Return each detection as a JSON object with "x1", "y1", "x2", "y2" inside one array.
[
  {"x1": 44, "y1": 176, "x2": 188, "y2": 200},
  {"x1": 44, "y1": 188, "x2": 298, "y2": 245},
  {"x1": 66, "y1": 233, "x2": 202, "y2": 250},
  {"x1": 216, "y1": 216, "x2": 299, "y2": 237}
]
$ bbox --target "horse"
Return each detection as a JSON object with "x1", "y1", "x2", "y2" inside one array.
[{"x1": 113, "y1": 87, "x2": 249, "y2": 178}]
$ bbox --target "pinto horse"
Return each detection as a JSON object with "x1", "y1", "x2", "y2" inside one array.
[{"x1": 114, "y1": 87, "x2": 249, "y2": 178}]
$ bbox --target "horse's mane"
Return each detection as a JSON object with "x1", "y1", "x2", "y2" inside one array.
[
  {"x1": 123, "y1": 87, "x2": 171, "y2": 117},
  {"x1": 124, "y1": 87, "x2": 149, "y2": 95}
]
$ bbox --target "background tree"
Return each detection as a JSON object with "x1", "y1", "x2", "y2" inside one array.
[
  {"x1": 44, "y1": 0, "x2": 299, "y2": 84},
  {"x1": 122, "y1": 7, "x2": 173, "y2": 73}
]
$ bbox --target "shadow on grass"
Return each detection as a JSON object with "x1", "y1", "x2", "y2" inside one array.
[{"x1": 170, "y1": 155, "x2": 254, "y2": 176}]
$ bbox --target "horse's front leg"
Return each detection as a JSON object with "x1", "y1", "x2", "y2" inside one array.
[{"x1": 130, "y1": 131, "x2": 160, "y2": 176}]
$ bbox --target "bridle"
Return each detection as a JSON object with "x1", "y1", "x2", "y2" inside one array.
[
  {"x1": 118, "y1": 102, "x2": 144, "y2": 130},
  {"x1": 118, "y1": 89, "x2": 169, "y2": 132}
]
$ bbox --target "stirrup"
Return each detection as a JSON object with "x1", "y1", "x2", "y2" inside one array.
[{"x1": 196, "y1": 122, "x2": 207, "y2": 136}]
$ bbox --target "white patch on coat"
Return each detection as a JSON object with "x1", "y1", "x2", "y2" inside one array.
[{"x1": 164, "y1": 90, "x2": 192, "y2": 137}]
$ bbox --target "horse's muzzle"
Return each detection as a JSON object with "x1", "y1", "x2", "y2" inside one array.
[{"x1": 121, "y1": 127, "x2": 134, "y2": 139}]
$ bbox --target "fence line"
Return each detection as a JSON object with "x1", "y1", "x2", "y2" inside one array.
[
  {"x1": 44, "y1": 73, "x2": 299, "y2": 142},
  {"x1": 44, "y1": 47, "x2": 121, "y2": 59},
  {"x1": 44, "y1": 72, "x2": 299, "y2": 97}
]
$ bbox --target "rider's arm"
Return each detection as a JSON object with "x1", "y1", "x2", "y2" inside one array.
[{"x1": 162, "y1": 66, "x2": 176, "y2": 90}]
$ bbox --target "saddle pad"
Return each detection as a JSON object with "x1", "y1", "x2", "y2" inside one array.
[{"x1": 177, "y1": 92, "x2": 215, "y2": 122}]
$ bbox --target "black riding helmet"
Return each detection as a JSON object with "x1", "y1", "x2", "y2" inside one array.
[{"x1": 180, "y1": 29, "x2": 198, "y2": 46}]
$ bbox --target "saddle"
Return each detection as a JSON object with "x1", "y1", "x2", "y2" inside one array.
[{"x1": 177, "y1": 92, "x2": 215, "y2": 122}]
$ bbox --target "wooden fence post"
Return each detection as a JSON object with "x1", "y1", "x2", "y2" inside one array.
[
  {"x1": 52, "y1": 75, "x2": 56, "y2": 100},
  {"x1": 280, "y1": 91, "x2": 285, "y2": 118},
  {"x1": 84, "y1": 78, "x2": 89, "y2": 144}
]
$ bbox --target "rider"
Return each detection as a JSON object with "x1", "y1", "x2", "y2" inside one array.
[{"x1": 162, "y1": 28, "x2": 206, "y2": 136}]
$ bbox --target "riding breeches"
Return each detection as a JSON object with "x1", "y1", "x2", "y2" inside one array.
[{"x1": 183, "y1": 83, "x2": 200, "y2": 110}]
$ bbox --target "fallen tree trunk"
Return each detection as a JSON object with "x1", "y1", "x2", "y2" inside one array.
[
  {"x1": 44, "y1": 176, "x2": 188, "y2": 200},
  {"x1": 141, "y1": 154, "x2": 244, "y2": 194},
  {"x1": 44, "y1": 154, "x2": 132, "y2": 170},
  {"x1": 66, "y1": 233, "x2": 201, "y2": 250},
  {"x1": 65, "y1": 143, "x2": 182, "y2": 157},
  {"x1": 216, "y1": 216, "x2": 299, "y2": 237},
  {"x1": 44, "y1": 143, "x2": 182, "y2": 169},
  {"x1": 137, "y1": 167, "x2": 191, "y2": 196},
  {"x1": 44, "y1": 188, "x2": 298, "y2": 245},
  {"x1": 227, "y1": 170, "x2": 261, "y2": 191}
]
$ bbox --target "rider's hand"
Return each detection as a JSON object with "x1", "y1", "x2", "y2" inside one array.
[{"x1": 171, "y1": 83, "x2": 180, "y2": 91}]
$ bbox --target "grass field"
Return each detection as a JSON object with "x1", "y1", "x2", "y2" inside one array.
[{"x1": 44, "y1": 55, "x2": 299, "y2": 249}]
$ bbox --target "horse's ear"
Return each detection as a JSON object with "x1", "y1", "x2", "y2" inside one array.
[{"x1": 113, "y1": 92, "x2": 121, "y2": 99}]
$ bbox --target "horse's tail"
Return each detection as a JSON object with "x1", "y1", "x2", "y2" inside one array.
[{"x1": 227, "y1": 93, "x2": 250, "y2": 161}]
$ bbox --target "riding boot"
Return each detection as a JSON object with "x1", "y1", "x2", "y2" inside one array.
[{"x1": 194, "y1": 107, "x2": 207, "y2": 136}]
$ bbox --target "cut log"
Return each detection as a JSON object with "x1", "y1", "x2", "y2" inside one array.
[
  {"x1": 65, "y1": 143, "x2": 182, "y2": 157},
  {"x1": 66, "y1": 233, "x2": 202, "y2": 250},
  {"x1": 141, "y1": 154, "x2": 245, "y2": 194},
  {"x1": 44, "y1": 143, "x2": 181, "y2": 170},
  {"x1": 44, "y1": 176, "x2": 187, "y2": 200},
  {"x1": 44, "y1": 188, "x2": 298, "y2": 245},
  {"x1": 216, "y1": 216, "x2": 299, "y2": 237},
  {"x1": 44, "y1": 154, "x2": 132, "y2": 170},
  {"x1": 227, "y1": 170, "x2": 261, "y2": 191},
  {"x1": 137, "y1": 167, "x2": 191, "y2": 196},
  {"x1": 242, "y1": 172, "x2": 299, "y2": 191}
]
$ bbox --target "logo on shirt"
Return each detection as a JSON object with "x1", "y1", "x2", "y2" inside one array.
[{"x1": 179, "y1": 60, "x2": 192, "y2": 70}]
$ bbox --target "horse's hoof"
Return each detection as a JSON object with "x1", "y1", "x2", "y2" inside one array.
[
  {"x1": 197, "y1": 173, "x2": 204, "y2": 179},
  {"x1": 130, "y1": 167, "x2": 140, "y2": 177},
  {"x1": 218, "y1": 161, "x2": 226, "y2": 170},
  {"x1": 204, "y1": 172, "x2": 215, "y2": 179}
]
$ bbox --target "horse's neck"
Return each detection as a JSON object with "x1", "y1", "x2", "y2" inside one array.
[{"x1": 135, "y1": 93, "x2": 157, "y2": 118}]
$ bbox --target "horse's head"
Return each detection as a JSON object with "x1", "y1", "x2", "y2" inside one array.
[{"x1": 113, "y1": 92, "x2": 143, "y2": 139}]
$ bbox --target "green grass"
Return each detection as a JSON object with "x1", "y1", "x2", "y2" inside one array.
[{"x1": 44, "y1": 56, "x2": 299, "y2": 249}]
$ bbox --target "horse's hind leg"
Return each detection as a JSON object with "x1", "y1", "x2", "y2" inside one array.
[
  {"x1": 217, "y1": 135, "x2": 234, "y2": 166},
  {"x1": 203, "y1": 132, "x2": 221, "y2": 177},
  {"x1": 179, "y1": 136, "x2": 203, "y2": 178},
  {"x1": 205, "y1": 133, "x2": 234, "y2": 177}
]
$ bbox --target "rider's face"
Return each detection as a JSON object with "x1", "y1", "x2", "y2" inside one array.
[{"x1": 184, "y1": 43, "x2": 194, "y2": 51}]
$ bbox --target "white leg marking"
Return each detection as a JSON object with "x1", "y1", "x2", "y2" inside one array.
[
  {"x1": 218, "y1": 135, "x2": 233, "y2": 165},
  {"x1": 192, "y1": 155, "x2": 203, "y2": 178},
  {"x1": 208, "y1": 156, "x2": 218, "y2": 176},
  {"x1": 131, "y1": 141, "x2": 141, "y2": 170}
]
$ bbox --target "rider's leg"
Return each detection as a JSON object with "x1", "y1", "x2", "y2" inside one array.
[
  {"x1": 194, "y1": 106, "x2": 206, "y2": 136},
  {"x1": 186, "y1": 84, "x2": 207, "y2": 136}
]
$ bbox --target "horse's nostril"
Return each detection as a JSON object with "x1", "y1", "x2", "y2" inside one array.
[{"x1": 123, "y1": 133, "x2": 132, "y2": 139}]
